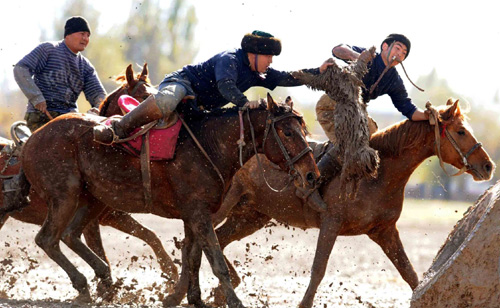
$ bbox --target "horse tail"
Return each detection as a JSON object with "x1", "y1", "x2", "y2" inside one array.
[{"x1": 1, "y1": 168, "x2": 31, "y2": 219}]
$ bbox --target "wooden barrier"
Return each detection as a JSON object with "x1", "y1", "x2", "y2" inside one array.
[{"x1": 411, "y1": 180, "x2": 500, "y2": 308}]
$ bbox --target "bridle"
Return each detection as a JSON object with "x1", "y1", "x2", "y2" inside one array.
[
  {"x1": 426, "y1": 102, "x2": 482, "y2": 177},
  {"x1": 128, "y1": 77, "x2": 148, "y2": 97},
  {"x1": 239, "y1": 107, "x2": 313, "y2": 192}
]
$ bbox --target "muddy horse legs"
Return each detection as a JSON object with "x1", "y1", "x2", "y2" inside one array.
[
  {"x1": 299, "y1": 212, "x2": 342, "y2": 308},
  {"x1": 367, "y1": 224, "x2": 419, "y2": 289}
]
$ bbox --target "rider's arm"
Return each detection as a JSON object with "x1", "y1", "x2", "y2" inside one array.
[
  {"x1": 332, "y1": 44, "x2": 360, "y2": 62},
  {"x1": 82, "y1": 61, "x2": 107, "y2": 108},
  {"x1": 217, "y1": 78, "x2": 249, "y2": 107},
  {"x1": 13, "y1": 64, "x2": 46, "y2": 107}
]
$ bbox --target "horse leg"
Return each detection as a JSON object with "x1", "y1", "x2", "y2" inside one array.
[
  {"x1": 162, "y1": 231, "x2": 193, "y2": 307},
  {"x1": 98, "y1": 209, "x2": 179, "y2": 282},
  {"x1": 82, "y1": 218, "x2": 111, "y2": 269},
  {"x1": 299, "y1": 212, "x2": 342, "y2": 308},
  {"x1": 211, "y1": 209, "x2": 272, "y2": 306},
  {"x1": 0, "y1": 213, "x2": 9, "y2": 231},
  {"x1": 35, "y1": 192, "x2": 92, "y2": 302},
  {"x1": 185, "y1": 211, "x2": 245, "y2": 308},
  {"x1": 367, "y1": 224, "x2": 419, "y2": 289}
]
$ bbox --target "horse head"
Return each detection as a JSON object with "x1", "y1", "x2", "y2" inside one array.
[
  {"x1": 433, "y1": 99, "x2": 495, "y2": 181},
  {"x1": 260, "y1": 93, "x2": 321, "y2": 192},
  {"x1": 98, "y1": 63, "x2": 157, "y2": 117}
]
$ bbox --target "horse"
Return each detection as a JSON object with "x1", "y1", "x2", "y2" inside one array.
[
  {"x1": 0, "y1": 63, "x2": 180, "y2": 287},
  {"x1": 172, "y1": 99, "x2": 494, "y2": 308},
  {"x1": 15, "y1": 90, "x2": 322, "y2": 308}
]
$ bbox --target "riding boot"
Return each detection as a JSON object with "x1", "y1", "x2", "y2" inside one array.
[
  {"x1": 94, "y1": 95, "x2": 165, "y2": 144},
  {"x1": 296, "y1": 147, "x2": 341, "y2": 212},
  {"x1": 316, "y1": 148, "x2": 342, "y2": 184}
]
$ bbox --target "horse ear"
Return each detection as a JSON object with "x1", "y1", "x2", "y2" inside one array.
[
  {"x1": 140, "y1": 63, "x2": 148, "y2": 81},
  {"x1": 285, "y1": 96, "x2": 293, "y2": 111},
  {"x1": 126, "y1": 64, "x2": 135, "y2": 86},
  {"x1": 446, "y1": 99, "x2": 460, "y2": 119},
  {"x1": 267, "y1": 93, "x2": 279, "y2": 113}
]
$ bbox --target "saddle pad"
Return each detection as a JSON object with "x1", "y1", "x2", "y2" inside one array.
[{"x1": 113, "y1": 95, "x2": 182, "y2": 160}]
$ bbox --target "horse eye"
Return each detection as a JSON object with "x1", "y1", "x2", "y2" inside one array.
[
  {"x1": 457, "y1": 130, "x2": 466, "y2": 136},
  {"x1": 283, "y1": 130, "x2": 292, "y2": 137}
]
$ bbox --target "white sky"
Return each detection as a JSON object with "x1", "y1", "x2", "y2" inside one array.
[{"x1": 1, "y1": 0, "x2": 499, "y2": 114}]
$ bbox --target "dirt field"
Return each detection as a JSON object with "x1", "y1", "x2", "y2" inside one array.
[{"x1": 0, "y1": 199, "x2": 471, "y2": 308}]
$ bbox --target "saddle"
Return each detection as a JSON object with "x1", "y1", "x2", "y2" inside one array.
[
  {"x1": 109, "y1": 95, "x2": 182, "y2": 161},
  {"x1": 1, "y1": 121, "x2": 31, "y2": 176}
]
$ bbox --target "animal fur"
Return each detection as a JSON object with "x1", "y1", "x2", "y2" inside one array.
[{"x1": 292, "y1": 47, "x2": 380, "y2": 200}]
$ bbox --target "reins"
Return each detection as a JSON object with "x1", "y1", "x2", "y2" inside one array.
[
  {"x1": 426, "y1": 102, "x2": 482, "y2": 177},
  {"x1": 238, "y1": 107, "x2": 313, "y2": 193}
]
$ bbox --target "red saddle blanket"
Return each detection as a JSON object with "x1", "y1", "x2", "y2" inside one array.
[{"x1": 110, "y1": 95, "x2": 181, "y2": 160}]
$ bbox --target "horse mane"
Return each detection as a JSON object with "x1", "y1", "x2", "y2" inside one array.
[
  {"x1": 369, "y1": 104, "x2": 467, "y2": 158},
  {"x1": 200, "y1": 101, "x2": 309, "y2": 135},
  {"x1": 369, "y1": 118, "x2": 430, "y2": 158}
]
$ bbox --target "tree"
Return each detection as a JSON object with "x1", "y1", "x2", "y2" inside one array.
[{"x1": 123, "y1": 0, "x2": 197, "y2": 85}]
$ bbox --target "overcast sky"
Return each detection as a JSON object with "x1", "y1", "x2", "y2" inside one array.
[{"x1": 1, "y1": 0, "x2": 499, "y2": 113}]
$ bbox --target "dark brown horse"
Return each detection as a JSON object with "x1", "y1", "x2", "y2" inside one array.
[
  {"x1": 174, "y1": 99, "x2": 494, "y2": 308},
  {"x1": 0, "y1": 64, "x2": 179, "y2": 284},
  {"x1": 17, "y1": 90, "x2": 322, "y2": 307}
]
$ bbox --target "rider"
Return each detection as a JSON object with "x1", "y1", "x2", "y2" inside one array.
[
  {"x1": 94, "y1": 30, "x2": 332, "y2": 212},
  {"x1": 312, "y1": 34, "x2": 429, "y2": 203},
  {"x1": 14, "y1": 16, "x2": 106, "y2": 132}
]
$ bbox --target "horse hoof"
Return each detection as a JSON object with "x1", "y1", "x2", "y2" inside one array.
[
  {"x1": 73, "y1": 291, "x2": 92, "y2": 304},
  {"x1": 162, "y1": 293, "x2": 183, "y2": 307}
]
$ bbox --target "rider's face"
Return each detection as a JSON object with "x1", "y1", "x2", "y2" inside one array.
[{"x1": 381, "y1": 41, "x2": 407, "y2": 67}]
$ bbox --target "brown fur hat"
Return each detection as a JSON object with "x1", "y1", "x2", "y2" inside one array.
[{"x1": 241, "y1": 30, "x2": 281, "y2": 55}]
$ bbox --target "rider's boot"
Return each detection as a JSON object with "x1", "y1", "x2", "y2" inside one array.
[
  {"x1": 316, "y1": 148, "x2": 342, "y2": 184},
  {"x1": 2, "y1": 170, "x2": 31, "y2": 216},
  {"x1": 94, "y1": 95, "x2": 165, "y2": 144},
  {"x1": 296, "y1": 147, "x2": 341, "y2": 212}
]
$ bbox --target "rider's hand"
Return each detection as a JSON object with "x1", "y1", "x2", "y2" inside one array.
[
  {"x1": 244, "y1": 100, "x2": 260, "y2": 109},
  {"x1": 34, "y1": 101, "x2": 47, "y2": 113},
  {"x1": 319, "y1": 58, "x2": 335, "y2": 73},
  {"x1": 87, "y1": 107, "x2": 100, "y2": 115}
]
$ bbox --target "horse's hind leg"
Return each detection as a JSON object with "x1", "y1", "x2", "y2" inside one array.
[
  {"x1": 98, "y1": 209, "x2": 179, "y2": 282},
  {"x1": 35, "y1": 189, "x2": 92, "y2": 302},
  {"x1": 61, "y1": 197, "x2": 115, "y2": 300},
  {"x1": 367, "y1": 224, "x2": 419, "y2": 289},
  {"x1": 211, "y1": 209, "x2": 272, "y2": 306}
]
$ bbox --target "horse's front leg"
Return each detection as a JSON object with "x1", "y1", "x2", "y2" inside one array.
[
  {"x1": 367, "y1": 224, "x2": 419, "y2": 289},
  {"x1": 299, "y1": 211, "x2": 342, "y2": 308},
  {"x1": 187, "y1": 209, "x2": 245, "y2": 308}
]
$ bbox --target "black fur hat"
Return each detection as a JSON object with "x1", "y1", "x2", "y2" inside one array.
[
  {"x1": 64, "y1": 16, "x2": 91, "y2": 37},
  {"x1": 381, "y1": 33, "x2": 411, "y2": 58},
  {"x1": 241, "y1": 30, "x2": 281, "y2": 55}
]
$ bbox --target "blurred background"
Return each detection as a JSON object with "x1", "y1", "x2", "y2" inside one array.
[{"x1": 0, "y1": 0, "x2": 499, "y2": 203}]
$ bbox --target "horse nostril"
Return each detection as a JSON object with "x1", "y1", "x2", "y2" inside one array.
[
  {"x1": 306, "y1": 171, "x2": 316, "y2": 186},
  {"x1": 484, "y1": 162, "x2": 493, "y2": 174}
]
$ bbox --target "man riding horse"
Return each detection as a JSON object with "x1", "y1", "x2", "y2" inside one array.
[
  {"x1": 310, "y1": 33, "x2": 430, "y2": 208},
  {"x1": 94, "y1": 30, "x2": 333, "y2": 212}
]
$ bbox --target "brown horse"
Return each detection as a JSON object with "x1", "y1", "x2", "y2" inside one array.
[
  {"x1": 175, "y1": 99, "x2": 494, "y2": 308},
  {"x1": 17, "y1": 91, "x2": 322, "y2": 308},
  {"x1": 0, "y1": 64, "x2": 179, "y2": 284}
]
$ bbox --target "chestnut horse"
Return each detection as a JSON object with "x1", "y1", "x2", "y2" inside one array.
[
  {"x1": 174, "y1": 99, "x2": 494, "y2": 308},
  {"x1": 0, "y1": 64, "x2": 179, "y2": 283},
  {"x1": 17, "y1": 92, "x2": 321, "y2": 308}
]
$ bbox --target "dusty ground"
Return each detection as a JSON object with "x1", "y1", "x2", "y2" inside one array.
[{"x1": 0, "y1": 199, "x2": 470, "y2": 308}]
